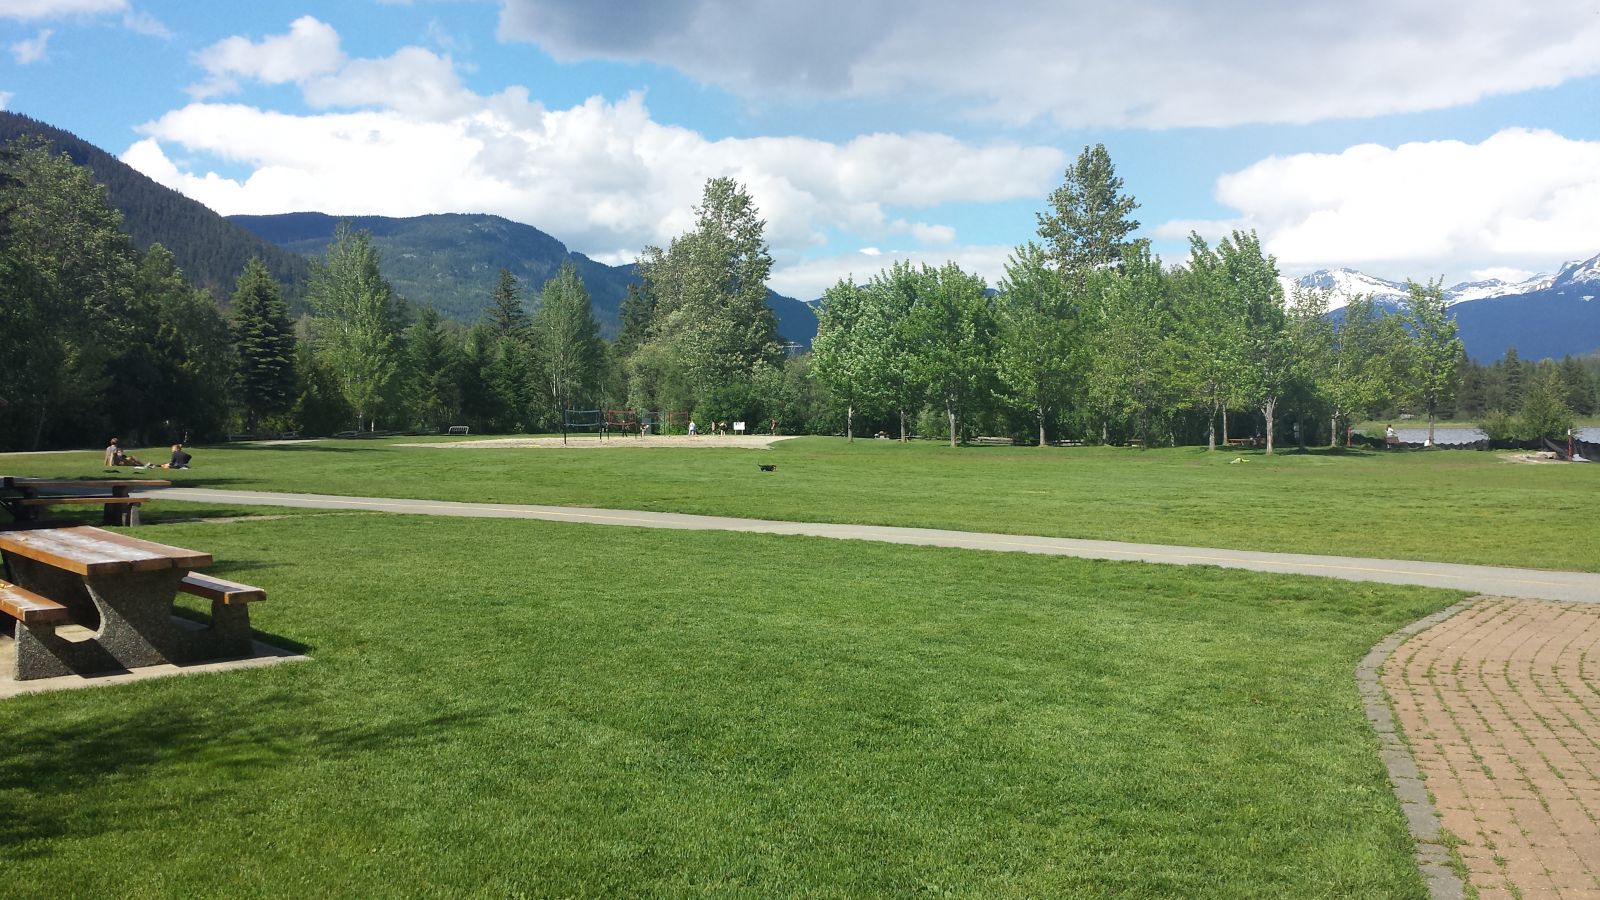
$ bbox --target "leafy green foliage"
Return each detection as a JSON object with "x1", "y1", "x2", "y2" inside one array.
[
  {"x1": 1401, "y1": 279, "x2": 1464, "y2": 442},
  {"x1": 1036, "y1": 143, "x2": 1142, "y2": 284},
  {"x1": 306, "y1": 223, "x2": 405, "y2": 431},
  {"x1": 531, "y1": 262, "x2": 604, "y2": 436}
]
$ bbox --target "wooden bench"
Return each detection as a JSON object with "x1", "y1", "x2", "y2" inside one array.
[
  {"x1": 0, "y1": 578, "x2": 70, "y2": 625},
  {"x1": 180, "y1": 573, "x2": 267, "y2": 605},
  {"x1": 15, "y1": 495, "x2": 148, "y2": 525},
  {"x1": 1224, "y1": 437, "x2": 1260, "y2": 448}
]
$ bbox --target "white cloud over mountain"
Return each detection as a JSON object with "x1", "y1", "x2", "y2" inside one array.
[
  {"x1": 127, "y1": 18, "x2": 1065, "y2": 298},
  {"x1": 1161, "y1": 129, "x2": 1600, "y2": 280},
  {"x1": 495, "y1": 0, "x2": 1600, "y2": 128}
]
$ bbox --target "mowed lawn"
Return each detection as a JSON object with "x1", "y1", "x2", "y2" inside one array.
[
  {"x1": 10, "y1": 434, "x2": 1597, "y2": 571},
  {"x1": 1, "y1": 512, "x2": 1457, "y2": 897}
]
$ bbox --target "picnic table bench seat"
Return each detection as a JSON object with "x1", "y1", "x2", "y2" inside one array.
[{"x1": 0, "y1": 578, "x2": 70, "y2": 625}]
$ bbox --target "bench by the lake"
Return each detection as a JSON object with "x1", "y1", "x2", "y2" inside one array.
[
  {"x1": 1, "y1": 476, "x2": 169, "y2": 527},
  {"x1": 0, "y1": 526, "x2": 266, "y2": 681}
]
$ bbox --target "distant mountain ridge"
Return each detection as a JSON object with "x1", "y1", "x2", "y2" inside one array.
[
  {"x1": 1284, "y1": 253, "x2": 1600, "y2": 362},
  {"x1": 230, "y1": 212, "x2": 819, "y2": 344},
  {"x1": 0, "y1": 111, "x2": 312, "y2": 303},
  {"x1": 1279, "y1": 267, "x2": 1557, "y2": 310}
]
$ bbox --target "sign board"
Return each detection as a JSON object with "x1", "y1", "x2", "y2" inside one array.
[{"x1": 733, "y1": 421, "x2": 746, "y2": 434}]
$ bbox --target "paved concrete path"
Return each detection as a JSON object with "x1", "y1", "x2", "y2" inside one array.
[
  {"x1": 1384, "y1": 600, "x2": 1600, "y2": 899},
  {"x1": 151, "y1": 487, "x2": 1600, "y2": 602}
]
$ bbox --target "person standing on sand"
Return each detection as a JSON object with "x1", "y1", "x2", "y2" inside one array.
[{"x1": 688, "y1": 420, "x2": 698, "y2": 436}]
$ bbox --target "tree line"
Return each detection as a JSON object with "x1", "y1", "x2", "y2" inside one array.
[{"x1": 2, "y1": 137, "x2": 1590, "y2": 452}]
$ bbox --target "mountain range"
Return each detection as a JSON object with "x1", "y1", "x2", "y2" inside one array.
[
  {"x1": 4, "y1": 110, "x2": 1590, "y2": 361},
  {"x1": 0, "y1": 111, "x2": 817, "y2": 345},
  {"x1": 1281, "y1": 254, "x2": 1600, "y2": 362}
]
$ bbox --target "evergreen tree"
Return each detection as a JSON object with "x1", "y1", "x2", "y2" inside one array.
[
  {"x1": 232, "y1": 257, "x2": 297, "y2": 433},
  {"x1": 637, "y1": 177, "x2": 780, "y2": 406},
  {"x1": 1036, "y1": 144, "x2": 1141, "y2": 285},
  {"x1": 404, "y1": 306, "x2": 461, "y2": 431},
  {"x1": 486, "y1": 268, "x2": 530, "y2": 340},
  {"x1": 1518, "y1": 367, "x2": 1574, "y2": 440},
  {"x1": 615, "y1": 283, "x2": 655, "y2": 359}
]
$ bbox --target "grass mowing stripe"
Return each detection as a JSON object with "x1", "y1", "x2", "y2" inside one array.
[
  {"x1": 8, "y1": 434, "x2": 1592, "y2": 571},
  {"x1": 2, "y1": 513, "x2": 1455, "y2": 897}
]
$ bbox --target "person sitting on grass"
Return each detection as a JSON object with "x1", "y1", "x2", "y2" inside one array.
[
  {"x1": 161, "y1": 443, "x2": 192, "y2": 470},
  {"x1": 108, "y1": 438, "x2": 145, "y2": 467}
]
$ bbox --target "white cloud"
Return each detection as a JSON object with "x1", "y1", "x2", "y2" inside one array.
[
  {"x1": 9, "y1": 28, "x2": 49, "y2": 64},
  {"x1": 0, "y1": 91, "x2": 12, "y2": 110},
  {"x1": 769, "y1": 245, "x2": 1018, "y2": 299},
  {"x1": 496, "y1": 0, "x2": 1600, "y2": 128},
  {"x1": 120, "y1": 8, "x2": 166, "y2": 38},
  {"x1": 190, "y1": 15, "x2": 345, "y2": 98},
  {"x1": 0, "y1": 0, "x2": 125, "y2": 20},
  {"x1": 859, "y1": 247, "x2": 881, "y2": 257},
  {"x1": 1163, "y1": 129, "x2": 1600, "y2": 281},
  {"x1": 127, "y1": 86, "x2": 1062, "y2": 295}
]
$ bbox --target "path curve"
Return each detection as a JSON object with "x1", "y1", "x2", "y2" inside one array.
[{"x1": 149, "y1": 487, "x2": 1600, "y2": 603}]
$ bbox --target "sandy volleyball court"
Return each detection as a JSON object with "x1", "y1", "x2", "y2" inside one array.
[{"x1": 398, "y1": 434, "x2": 797, "y2": 449}]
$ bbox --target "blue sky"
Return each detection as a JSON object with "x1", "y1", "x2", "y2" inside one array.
[{"x1": 3, "y1": 0, "x2": 1599, "y2": 299}]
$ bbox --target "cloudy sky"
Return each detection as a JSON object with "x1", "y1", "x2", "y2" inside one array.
[{"x1": 3, "y1": 0, "x2": 1599, "y2": 298}]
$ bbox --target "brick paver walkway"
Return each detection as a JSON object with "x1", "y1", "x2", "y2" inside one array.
[{"x1": 1384, "y1": 599, "x2": 1600, "y2": 899}]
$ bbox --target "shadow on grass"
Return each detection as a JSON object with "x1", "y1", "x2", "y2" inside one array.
[{"x1": 0, "y1": 693, "x2": 485, "y2": 857}]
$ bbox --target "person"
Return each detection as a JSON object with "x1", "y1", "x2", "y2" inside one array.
[
  {"x1": 108, "y1": 438, "x2": 144, "y2": 467},
  {"x1": 688, "y1": 420, "x2": 698, "y2": 436},
  {"x1": 1385, "y1": 424, "x2": 1398, "y2": 447},
  {"x1": 162, "y1": 443, "x2": 192, "y2": 469}
]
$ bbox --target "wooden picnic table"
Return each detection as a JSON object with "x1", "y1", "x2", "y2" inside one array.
[
  {"x1": 0, "y1": 476, "x2": 169, "y2": 526},
  {"x1": 0, "y1": 525, "x2": 264, "y2": 680}
]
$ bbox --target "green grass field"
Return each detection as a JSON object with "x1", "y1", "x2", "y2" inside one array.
[
  {"x1": 1, "y1": 512, "x2": 1458, "y2": 897},
  {"x1": 8, "y1": 435, "x2": 1594, "y2": 571}
]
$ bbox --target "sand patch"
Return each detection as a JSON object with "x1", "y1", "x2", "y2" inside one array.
[{"x1": 397, "y1": 434, "x2": 796, "y2": 450}]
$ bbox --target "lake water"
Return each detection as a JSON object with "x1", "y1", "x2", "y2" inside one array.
[{"x1": 1382, "y1": 426, "x2": 1600, "y2": 444}]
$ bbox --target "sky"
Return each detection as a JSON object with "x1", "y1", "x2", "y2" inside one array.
[{"x1": 2, "y1": 0, "x2": 1599, "y2": 300}]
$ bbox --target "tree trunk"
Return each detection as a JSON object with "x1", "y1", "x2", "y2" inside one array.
[
  {"x1": 947, "y1": 400, "x2": 957, "y2": 448},
  {"x1": 1330, "y1": 414, "x2": 1339, "y2": 449},
  {"x1": 846, "y1": 403, "x2": 854, "y2": 442},
  {"x1": 899, "y1": 408, "x2": 907, "y2": 443},
  {"x1": 1038, "y1": 403, "x2": 1046, "y2": 448},
  {"x1": 1262, "y1": 399, "x2": 1276, "y2": 455},
  {"x1": 1222, "y1": 408, "x2": 1230, "y2": 444},
  {"x1": 1427, "y1": 403, "x2": 1436, "y2": 445},
  {"x1": 1207, "y1": 400, "x2": 1217, "y2": 451}
]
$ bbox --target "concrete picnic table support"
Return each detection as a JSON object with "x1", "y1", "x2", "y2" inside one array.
[{"x1": 1, "y1": 527, "x2": 259, "y2": 681}]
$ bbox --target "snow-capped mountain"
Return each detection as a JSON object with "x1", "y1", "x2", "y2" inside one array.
[
  {"x1": 1277, "y1": 267, "x2": 1559, "y2": 310},
  {"x1": 1286, "y1": 251, "x2": 1600, "y2": 361}
]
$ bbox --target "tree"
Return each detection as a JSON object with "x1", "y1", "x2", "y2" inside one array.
[
  {"x1": 1219, "y1": 231, "x2": 1290, "y2": 454},
  {"x1": 1401, "y1": 279, "x2": 1463, "y2": 444},
  {"x1": 994, "y1": 242, "x2": 1083, "y2": 447},
  {"x1": 906, "y1": 263, "x2": 997, "y2": 447},
  {"x1": 1518, "y1": 366, "x2": 1574, "y2": 440},
  {"x1": 1170, "y1": 233, "x2": 1244, "y2": 451},
  {"x1": 530, "y1": 262, "x2": 603, "y2": 443},
  {"x1": 486, "y1": 268, "x2": 530, "y2": 340},
  {"x1": 403, "y1": 306, "x2": 461, "y2": 432},
  {"x1": 232, "y1": 257, "x2": 297, "y2": 434},
  {"x1": 1085, "y1": 246, "x2": 1177, "y2": 446},
  {"x1": 1320, "y1": 296, "x2": 1408, "y2": 447},
  {"x1": 812, "y1": 279, "x2": 890, "y2": 442},
  {"x1": 306, "y1": 222, "x2": 403, "y2": 432},
  {"x1": 637, "y1": 177, "x2": 781, "y2": 407},
  {"x1": 1036, "y1": 143, "x2": 1141, "y2": 287},
  {"x1": 0, "y1": 138, "x2": 135, "y2": 449}
]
